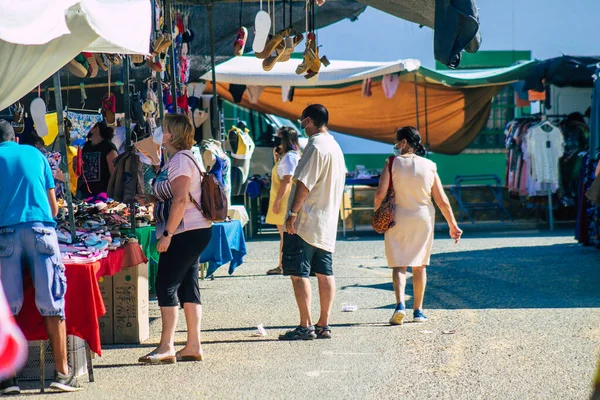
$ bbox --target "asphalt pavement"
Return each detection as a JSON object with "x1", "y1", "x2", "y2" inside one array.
[{"x1": 13, "y1": 224, "x2": 600, "y2": 399}]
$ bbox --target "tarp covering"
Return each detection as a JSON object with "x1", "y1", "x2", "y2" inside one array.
[
  {"x1": 206, "y1": 79, "x2": 500, "y2": 155},
  {"x1": 0, "y1": 0, "x2": 152, "y2": 112},
  {"x1": 357, "y1": 0, "x2": 481, "y2": 68},
  {"x1": 522, "y1": 55, "x2": 600, "y2": 92},
  {"x1": 199, "y1": 57, "x2": 536, "y2": 154}
]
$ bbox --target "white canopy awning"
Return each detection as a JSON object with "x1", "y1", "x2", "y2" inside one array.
[
  {"x1": 199, "y1": 56, "x2": 421, "y2": 87},
  {"x1": 0, "y1": 0, "x2": 152, "y2": 111}
]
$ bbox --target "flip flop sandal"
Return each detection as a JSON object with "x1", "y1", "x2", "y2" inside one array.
[
  {"x1": 258, "y1": 32, "x2": 284, "y2": 60},
  {"x1": 66, "y1": 59, "x2": 88, "y2": 78},
  {"x1": 262, "y1": 41, "x2": 286, "y2": 71},
  {"x1": 151, "y1": 32, "x2": 165, "y2": 56},
  {"x1": 296, "y1": 34, "x2": 316, "y2": 75},
  {"x1": 30, "y1": 98, "x2": 48, "y2": 137},
  {"x1": 154, "y1": 33, "x2": 172, "y2": 55},
  {"x1": 84, "y1": 53, "x2": 98, "y2": 78},
  {"x1": 95, "y1": 54, "x2": 109, "y2": 71},
  {"x1": 254, "y1": 34, "x2": 274, "y2": 59},
  {"x1": 233, "y1": 26, "x2": 248, "y2": 57},
  {"x1": 175, "y1": 351, "x2": 203, "y2": 362},
  {"x1": 138, "y1": 352, "x2": 176, "y2": 365},
  {"x1": 252, "y1": 10, "x2": 271, "y2": 53},
  {"x1": 315, "y1": 325, "x2": 332, "y2": 339}
]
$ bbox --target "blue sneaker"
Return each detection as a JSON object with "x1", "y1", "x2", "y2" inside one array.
[
  {"x1": 389, "y1": 304, "x2": 406, "y2": 325},
  {"x1": 413, "y1": 309, "x2": 428, "y2": 323}
]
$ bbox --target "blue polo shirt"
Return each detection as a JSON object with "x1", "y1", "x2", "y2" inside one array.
[{"x1": 0, "y1": 142, "x2": 55, "y2": 227}]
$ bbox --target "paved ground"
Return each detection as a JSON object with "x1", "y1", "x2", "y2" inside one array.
[{"x1": 15, "y1": 223, "x2": 600, "y2": 399}]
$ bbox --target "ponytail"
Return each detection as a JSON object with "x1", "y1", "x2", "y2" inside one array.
[{"x1": 415, "y1": 143, "x2": 426, "y2": 157}]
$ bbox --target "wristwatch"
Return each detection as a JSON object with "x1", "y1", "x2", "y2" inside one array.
[
  {"x1": 289, "y1": 210, "x2": 299, "y2": 217},
  {"x1": 163, "y1": 230, "x2": 171, "y2": 238}
]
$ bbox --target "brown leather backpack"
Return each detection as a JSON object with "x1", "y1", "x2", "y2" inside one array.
[{"x1": 182, "y1": 153, "x2": 228, "y2": 222}]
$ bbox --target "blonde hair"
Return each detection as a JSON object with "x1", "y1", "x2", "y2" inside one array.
[{"x1": 163, "y1": 114, "x2": 195, "y2": 150}]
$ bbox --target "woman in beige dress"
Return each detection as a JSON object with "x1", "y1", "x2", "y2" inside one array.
[{"x1": 374, "y1": 127, "x2": 462, "y2": 325}]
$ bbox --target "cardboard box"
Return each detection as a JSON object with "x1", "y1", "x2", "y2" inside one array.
[
  {"x1": 97, "y1": 276, "x2": 114, "y2": 345},
  {"x1": 112, "y1": 263, "x2": 149, "y2": 344}
]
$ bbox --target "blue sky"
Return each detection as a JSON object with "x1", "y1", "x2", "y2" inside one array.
[
  {"x1": 318, "y1": 0, "x2": 600, "y2": 67},
  {"x1": 317, "y1": 0, "x2": 600, "y2": 153}
]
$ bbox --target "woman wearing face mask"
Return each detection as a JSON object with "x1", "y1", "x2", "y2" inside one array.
[
  {"x1": 137, "y1": 114, "x2": 212, "y2": 364},
  {"x1": 76, "y1": 121, "x2": 118, "y2": 198},
  {"x1": 265, "y1": 127, "x2": 302, "y2": 275},
  {"x1": 374, "y1": 126, "x2": 462, "y2": 325}
]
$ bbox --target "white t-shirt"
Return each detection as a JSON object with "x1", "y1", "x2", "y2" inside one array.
[
  {"x1": 155, "y1": 150, "x2": 211, "y2": 238},
  {"x1": 288, "y1": 133, "x2": 346, "y2": 253},
  {"x1": 277, "y1": 151, "x2": 300, "y2": 179},
  {"x1": 525, "y1": 123, "x2": 564, "y2": 185}
]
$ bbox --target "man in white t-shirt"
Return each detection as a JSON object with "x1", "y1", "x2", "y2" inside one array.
[{"x1": 279, "y1": 105, "x2": 346, "y2": 341}]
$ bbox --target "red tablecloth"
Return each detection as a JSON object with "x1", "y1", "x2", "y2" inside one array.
[
  {"x1": 16, "y1": 243, "x2": 148, "y2": 356},
  {"x1": 15, "y1": 262, "x2": 105, "y2": 355},
  {"x1": 97, "y1": 243, "x2": 148, "y2": 278}
]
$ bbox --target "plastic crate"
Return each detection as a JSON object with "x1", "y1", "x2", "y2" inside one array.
[{"x1": 18, "y1": 335, "x2": 88, "y2": 381}]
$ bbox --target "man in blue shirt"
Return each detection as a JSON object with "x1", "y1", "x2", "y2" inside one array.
[{"x1": 0, "y1": 120, "x2": 81, "y2": 394}]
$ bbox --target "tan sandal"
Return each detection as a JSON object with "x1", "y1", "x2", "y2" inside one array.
[
  {"x1": 256, "y1": 32, "x2": 284, "y2": 60},
  {"x1": 138, "y1": 351, "x2": 176, "y2": 365},
  {"x1": 279, "y1": 31, "x2": 304, "y2": 62},
  {"x1": 175, "y1": 350, "x2": 203, "y2": 362},
  {"x1": 262, "y1": 41, "x2": 286, "y2": 71}
]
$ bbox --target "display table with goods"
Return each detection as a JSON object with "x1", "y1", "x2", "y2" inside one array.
[{"x1": 139, "y1": 219, "x2": 248, "y2": 286}]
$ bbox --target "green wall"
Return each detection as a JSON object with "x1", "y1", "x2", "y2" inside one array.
[{"x1": 344, "y1": 152, "x2": 507, "y2": 185}]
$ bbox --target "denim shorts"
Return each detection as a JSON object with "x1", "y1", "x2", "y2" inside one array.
[
  {"x1": 0, "y1": 222, "x2": 66, "y2": 318},
  {"x1": 282, "y1": 233, "x2": 333, "y2": 278}
]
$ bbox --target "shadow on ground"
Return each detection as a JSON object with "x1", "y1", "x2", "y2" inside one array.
[{"x1": 342, "y1": 243, "x2": 600, "y2": 310}]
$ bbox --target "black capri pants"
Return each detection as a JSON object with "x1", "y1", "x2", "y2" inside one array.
[{"x1": 155, "y1": 228, "x2": 212, "y2": 307}]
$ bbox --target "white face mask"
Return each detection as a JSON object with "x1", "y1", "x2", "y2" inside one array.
[{"x1": 393, "y1": 146, "x2": 402, "y2": 156}]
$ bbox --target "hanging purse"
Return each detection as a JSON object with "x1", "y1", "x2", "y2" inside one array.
[
  {"x1": 371, "y1": 155, "x2": 396, "y2": 234},
  {"x1": 585, "y1": 175, "x2": 600, "y2": 207}
]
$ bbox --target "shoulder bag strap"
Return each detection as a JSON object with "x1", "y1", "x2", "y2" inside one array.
[
  {"x1": 387, "y1": 155, "x2": 395, "y2": 189},
  {"x1": 180, "y1": 152, "x2": 205, "y2": 213}
]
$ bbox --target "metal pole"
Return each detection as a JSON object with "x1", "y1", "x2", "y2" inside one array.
[
  {"x1": 413, "y1": 71, "x2": 420, "y2": 131},
  {"x1": 153, "y1": 0, "x2": 165, "y2": 121},
  {"x1": 124, "y1": 56, "x2": 136, "y2": 235},
  {"x1": 165, "y1": 0, "x2": 178, "y2": 113},
  {"x1": 52, "y1": 72, "x2": 77, "y2": 242},
  {"x1": 424, "y1": 83, "x2": 429, "y2": 154},
  {"x1": 208, "y1": 2, "x2": 220, "y2": 140}
]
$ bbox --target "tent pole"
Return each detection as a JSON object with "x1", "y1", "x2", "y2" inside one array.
[
  {"x1": 153, "y1": 0, "x2": 165, "y2": 121},
  {"x1": 123, "y1": 55, "x2": 136, "y2": 235},
  {"x1": 413, "y1": 71, "x2": 420, "y2": 131},
  {"x1": 52, "y1": 72, "x2": 77, "y2": 242},
  {"x1": 208, "y1": 2, "x2": 219, "y2": 140},
  {"x1": 165, "y1": 0, "x2": 178, "y2": 113}
]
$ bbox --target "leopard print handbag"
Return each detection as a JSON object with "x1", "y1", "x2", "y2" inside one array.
[{"x1": 371, "y1": 156, "x2": 396, "y2": 234}]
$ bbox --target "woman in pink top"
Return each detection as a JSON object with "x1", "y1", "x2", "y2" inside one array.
[
  {"x1": 375, "y1": 127, "x2": 462, "y2": 326},
  {"x1": 137, "y1": 114, "x2": 212, "y2": 364}
]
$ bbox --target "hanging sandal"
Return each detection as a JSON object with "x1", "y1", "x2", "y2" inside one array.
[
  {"x1": 266, "y1": 266, "x2": 283, "y2": 275},
  {"x1": 315, "y1": 325, "x2": 332, "y2": 339},
  {"x1": 262, "y1": 40, "x2": 286, "y2": 71},
  {"x1": 257, "y1": 32, "x2": 284, "y2": 60},
  {"x1": 296, "y1": 33, "x2": 316, "y2": 75},
  {"x1": 279, "y1": 31, "x2": 303, "y2": 63},
  {"x1": 233, "y1": 26, "x2": 248, "y2": 57}
]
